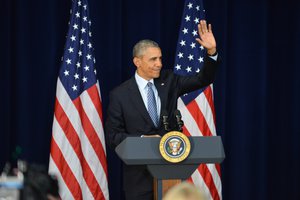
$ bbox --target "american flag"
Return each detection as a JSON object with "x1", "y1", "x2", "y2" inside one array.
[
  {"x1": 48, "y1": 0, "x2": 109, "y2": 199},
  {"x1": 174, "y1": 0, "x2": 222, "y2": 200}
]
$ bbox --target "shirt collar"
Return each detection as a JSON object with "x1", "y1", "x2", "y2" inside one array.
[{"x1": 135, "y1": 71, "x2": 154, "y2": 89}]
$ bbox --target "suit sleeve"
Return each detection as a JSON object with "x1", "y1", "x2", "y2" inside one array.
[
  {"x1": 176, "y1": 55, "x2": 220, "y2": 96},
  {"x1": 105, "y1": 90, "x2": 128, "y2": 149}
]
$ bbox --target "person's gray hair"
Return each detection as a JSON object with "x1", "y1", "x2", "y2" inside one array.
[{"x1": 132, "y1": 39, "x2": 160, "y2": 58}]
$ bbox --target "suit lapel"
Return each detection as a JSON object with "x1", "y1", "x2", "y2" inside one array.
[
  {"x1": 127, "y1": 77, "x2": 154, "y2": 126},
  {"x1": 154, "y1": 78, "x2": 167, "y2": 123}
]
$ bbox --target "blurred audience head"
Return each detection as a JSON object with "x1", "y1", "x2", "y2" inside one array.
[
  {"x1": 163, "y1": 182, "x2": 207, "y2": 200},
  {"x1": 20, "y1": 164, "x2": 60, "y2": 200}
]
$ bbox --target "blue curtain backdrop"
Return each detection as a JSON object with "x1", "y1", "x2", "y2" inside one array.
[{"x1": 1, "y1": 0, "x2": 300, "y2": 199}]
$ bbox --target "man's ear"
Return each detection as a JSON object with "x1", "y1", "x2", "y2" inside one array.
[{"x1": 133, "y1": 57, "x2": 140, "y2": 68}]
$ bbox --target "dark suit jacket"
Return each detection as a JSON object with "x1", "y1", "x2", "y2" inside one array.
[{"x1": 105, "y1": 55, "x2": 219, "y2": 195}]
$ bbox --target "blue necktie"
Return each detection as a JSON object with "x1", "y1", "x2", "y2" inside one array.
[{"x1": 147, "y1": 82, "x2": 159, "y2": 127}]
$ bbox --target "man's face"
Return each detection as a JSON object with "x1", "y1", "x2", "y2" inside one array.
[{"x1": 134, "y1": 47, "x2": 162, "y2": 80}]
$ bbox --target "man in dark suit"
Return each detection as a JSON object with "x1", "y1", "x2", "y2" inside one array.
[{"x1": 105, "y1": 20, "x2": 220, "y2": 200}]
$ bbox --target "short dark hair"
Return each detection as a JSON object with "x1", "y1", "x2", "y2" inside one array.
[{"x1": 132, "y1": 39, "x2": 160, "y2": 58}]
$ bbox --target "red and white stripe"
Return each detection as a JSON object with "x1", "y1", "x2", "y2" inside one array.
[
  {"x1": 49, "y1": 79, "x2": 109, "y2": 200},
  {"x1": 178, "y1": 84, "x2": 222, "y2": 200}
]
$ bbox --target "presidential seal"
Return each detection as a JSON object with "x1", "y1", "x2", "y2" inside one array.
[{"x1": 159, "y1": 131, "x2": 191, "y2": 163}]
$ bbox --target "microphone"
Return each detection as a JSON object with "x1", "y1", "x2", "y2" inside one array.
[
  {"x1": 161, "y1": 110, "x2": 169, "y2": 132},
  {"x1": 174, "y1": 109, "x2": 184, "y2": 132}
]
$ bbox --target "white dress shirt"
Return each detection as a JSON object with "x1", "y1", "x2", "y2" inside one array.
[{"x1": 135, "y1": 72, "x2": 161, "y2": 119}]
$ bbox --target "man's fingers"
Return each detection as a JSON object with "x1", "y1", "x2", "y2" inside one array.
[
  {"x1": 201, "y1": 20, "x2": 208, "y2": 33},
  {"x1": 198, "y1": 24, "x2": 204, "y2": 35},
  {"x1": 143, "y1": 134, "x2": 161, "y2": 137},
  {"x1": 196, "y1": 38, "x2": 204, "y2": 46},
  {"x1": 208, "y1": 24, "x2": 213, "y2": 33},
  {"x1": 198, "y1": 20, "x2": 211, "y2": 36}
]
